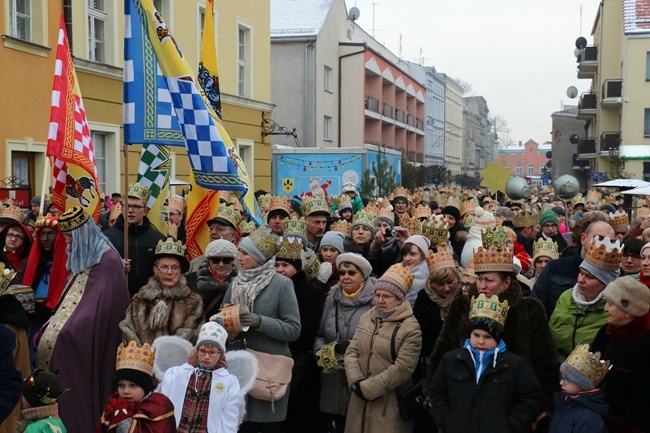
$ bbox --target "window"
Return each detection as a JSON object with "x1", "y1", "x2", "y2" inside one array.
[
  {"x1": 9, "y1": 0, "x2": 31, "y2": 41},
  {"x1": 88, "y1": 0, "x2": 107, "y2": 63},
  {"x1": 88, "y1": 122, "x2": 120, "y2": 195},
  {"x1": 515, "y1": 163, "x2": 522, "y2": 175},
  {"x1": 645, "y1": 109, "x2": 650, "y2": 137},
  {"x1": 504, "y1": 163, "x2": 510, "y2": 168},
  {"x1": 324, "y1": 66, "x2": 332, "y2": 92},
  {"x1": 237, "y1": 24, "x2": 251, "y2": 98},
  {"x1": 324, "y1": 116, "x2": 332, "y2": 140},
  {"x1": 92, "y1": 131, "x2": 107, "y2": 194},
  {"x1": 646, "y1": 52, "x2": 650, "y2": 81},
  {"x1": 540, "y1": 163, "x2": 546, "y2": 173},
  {"x1": 236, "y1": 139, "x2": 254, "y2": 189},
  {"x1": 527, "y1": 164, "x2": 534, "y2": 175}
]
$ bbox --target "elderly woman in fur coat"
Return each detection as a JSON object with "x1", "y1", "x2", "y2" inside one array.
[{"x1": 120, "y1": 238, "x2": 204, "y2": 345}]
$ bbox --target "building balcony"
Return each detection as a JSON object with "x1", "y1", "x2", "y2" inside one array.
[
  {"x1": 577, "y1": 137, "x2": 597, "y2": 157},
  {"x1": 365, "y1": 95, "x2": 380, "y2": 113},
  {"x1": 577, "y1": 92, "x2": 598, "y2": 119},
  {"x1": 572, "y1": 153, "x2": 591, "y2": 170},
  {"x1": 395, "y1": 109, "x2": 405, "y2": 126},
  {"x1": 382, "y1": 102, "x2": 393, "y2": 118},
  {"x1": 416, "y1": 152, "x2": 424, "y2": 163},
  {"x1": 600, "y1": 131, "x2": 621, "y2": 152},
  {"x1": 416, "y1": 118, "x2": 424, "y2": 130},
  {"x1": 601, "y1": 79, "x2": 624, "y2": 108},
  {"x1": 577, "y1": 46, "x2": 598, "y2": 79},
  {"x1": 406, "y1": 114, "x2": 415, "y2": 127}
]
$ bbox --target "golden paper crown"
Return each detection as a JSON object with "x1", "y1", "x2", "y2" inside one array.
[
  {"x1": 210, "y1": 204, "x2": 243, "y2": 229},
  {"x1": 268, "y1": 196, "x2": 291, "y2": 215},
  {"x1": 363, "y1": 202, "x2": 380, "y2": 215},
  {"x1": 463, "y1": 214, "x2": 475, "y2": 228},
  {"x1": 352, "y1": 209, "x2": 378, "y2": 230},
  {"x1": 378, "y1": 207, "x2": 394, "y2": 224},
  {"x1": 218, "y1": 190, "x2": 238, "y2": 203},
  {"x1": 239, "y1": 220, "x2": 256, "y2": 235},
  {"x1": 2, "y1": 198, "x2": 14, "y2": 206},
  {"x1": 276, "y1": 236, "x2": 305, "y2": 261},
  {"x1": 481, "y1": 226, "x2": 508, "y2": 250},
  {"x1": 330, "y1": 219, "x2": 351, "y2": 236},
  {"x1": 283, "y1": 216, "x2": 307, "y2": 238},
  {"x1": 584, "y1": 235, "x2": 622, "y2": 272},
  {"x1": 411, "y1": 191, "x2": 421, "y2": 205},
  {"x1": 473, "y1": 246, "x2": 514, "y2": 274},
  {"x1": 168, "y1": 195, "x2": 186, "y2": 214},
  {"x1": 420, "y1": 190, "x2": 431, "y2": 203},
  {"x1": 469, "y1": 293, "x2": 509, "y2": 328},
  {"x1": 413, "y1": 204, "x2": 432, "y2": 220},
  {"x1": 460, "y1": 199, "x2": 478, "y2": 217},
  {"x1": 0, "y1": 263, "x2": 16, "y2": 292},
  {"x1": 381, "y1": 264, "x2": 415, "y2": 292},
  {"x1": 393, "y1": 186, "x2": 410, "y2": 202},
  {"x1": 571, "y1": 193, "x2": 585, "y2": 208},
  {"x1": 302, "y1": 249, "x2": 320, "y2": 281},
  {"x1": 585, "y1": 190, "x2": 602, "y2": 204},
  {"x1": 316, "y1": 341, "x2": 344, "y2": 374},
  {"x1": 426, "y1": 247, "x2": 456, "y2": 272},
  {"x1": 35, "y1": 215, "x2": 59, "y2": 229},
  {"x1": 248, "y1": 226, "x2": 281, "y2": 259},
  {"x1": 399, "y1": 213, "x2": 421, "y2": 235},
  {"x1": 603, "y1": 195, "x2": 617, "y2": 205},
  {"x1": 0, "y1": 205, "x2": 24, "y2": 224},
  {"x1": 512, "y1": 211, "x2": 539, "y2": 228},
  {"x1": 154, "y1": 237, "x2": 185, "y2": 258},
  {"x1": 563, "y1": 344, "x2": 610, "y2": 387},
  {"x1": 421, "y1": 215, "x2": 449, "y2": 246},
  {"x1": 257, "y1": 193, "x2": 273, "y2": 209},
  {"x1": 462, "y1": 259, "x2": 477, "y2": 278},
  {"x1": 337, "y1": 195, "x2": 353, "y2": 210},
  {"x1": 608, "y1": 210, "x2": 629, "y2": 231},
  {"x1": 127, "y1": 183, "x2": 152, "y2": 205},
  {"x1": 532, "y1": 238, "x2": 559, "y2": 261},
  {"x1": 301, "y1": 196, "x2": 330, "y2": 217},
  {"x1": 636, "y1": 207, "x2": 650, "y2": 219},
  {"x1": 116, "y1": 341, "x2": 155, "y2": 376},
  {"x1": 446, "y1": 196, "x2": 461, "y2": 211}
]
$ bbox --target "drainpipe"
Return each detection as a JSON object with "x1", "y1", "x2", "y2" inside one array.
[
  {"x1": 63, "y1": 0, "x2": 73, "y2": 53},
  {"x1": 337, "y1": 44, "x2": 366, "y2": 148},
  {"x1": 304, "y1": 38, "x2": 316, "y2": 147}
]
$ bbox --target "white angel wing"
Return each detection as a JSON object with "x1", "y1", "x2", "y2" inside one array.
[
  {"x1": 225, "y1": 350, "x2": 259, "y2": 394},
  {"x1": 151, "y1": 336, "x2": 194, "y2": 381}
]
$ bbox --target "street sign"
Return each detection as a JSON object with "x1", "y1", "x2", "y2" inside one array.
[{"x1": 541, "y1": 175, "x2": 549, "y2": 186}]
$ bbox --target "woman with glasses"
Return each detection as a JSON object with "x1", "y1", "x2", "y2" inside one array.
[
  {"x1": 619, "y1": 238, "x2": 644, "y2": 278},
  {"x1": 314, "y1": 253, "x2": 376, "y2": 433},
  {"x1": 185, "y1": 239, "x2": 238, "y2": 318},
  {"x1": 119, "y1": 237, "x2": 204, "y2": 345},
  {"x1": 0, "y1": 206, "x2": 33, "y2": 279}
]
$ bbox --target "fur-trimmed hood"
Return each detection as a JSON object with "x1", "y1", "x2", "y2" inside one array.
[{"x1": 139, "y1": 275, "x2": 191, "y2": 300}]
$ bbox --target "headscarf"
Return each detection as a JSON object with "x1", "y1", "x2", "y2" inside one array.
[{"x1": 67, "y1": 218, "x2": 118, "y2": 275}]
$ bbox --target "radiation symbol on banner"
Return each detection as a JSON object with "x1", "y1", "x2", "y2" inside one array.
[{"x1": 282, "y1": 178, "x2": 294, "y2": 193}]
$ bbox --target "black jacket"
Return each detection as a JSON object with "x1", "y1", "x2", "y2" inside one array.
[
  {"x1": 548, "y1": 389, "x2": 608, "y2": 433},
  {"x1": 104, "y1": 214, "x2": 166, "y2": 297},
  {"x1": 531, "y1": 254, "x2": 582, "y2": 318},
  {"x1": 430, "y1": 347, "x2": 544, "y2": 433}
]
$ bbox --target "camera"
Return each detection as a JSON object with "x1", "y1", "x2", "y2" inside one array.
[{"x1": 384, "y1": 228, "x2": 398, "y2": 238}]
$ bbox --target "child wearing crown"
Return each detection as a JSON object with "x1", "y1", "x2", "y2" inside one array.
[
  {"x1": 429, "y1": 294, "x2": 544, "y2": 433},
  {"x1": 16, "y1": 370, "x2": 67, "y2": 433},
  {"x1": 94, "y1": 341, "x2": 176, "y2": 433},
  {"x1": 548, "y1": 344, "x2": 609, "y2": 433}
]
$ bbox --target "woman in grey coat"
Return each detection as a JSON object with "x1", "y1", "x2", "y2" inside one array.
[
  {"x1": 313, "y1": 253, "x2": 376, "y2": 433},
  {"x1": 223, "y1": 226, "x2": 301, "y2": 432}
]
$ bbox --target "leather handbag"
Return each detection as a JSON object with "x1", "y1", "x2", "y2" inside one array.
[
  {"x1": 245, "y1": 348, "x2": 294, "y2": 412},
  {"x1": 397, "y1": 379, "x2": 425, "y2": 422}
]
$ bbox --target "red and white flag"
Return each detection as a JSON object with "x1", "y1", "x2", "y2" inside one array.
[{"x1": 47, "y1": 15, "x2": 101, "y2": 221}]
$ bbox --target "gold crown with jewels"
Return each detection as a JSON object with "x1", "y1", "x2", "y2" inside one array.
[
  {"x1": 426, "y1": 247, "x2": 455, "y2": 272},
  {"x1": 469, "y1": 293, "x2": 509, "y2": 328},
  {"x1": 378, "y1": 207, "x2": 394, "y2": 224},
  {"x1": 352, "y1": 208, "x2": 378, "y2": 230},
  {"x1": 330, "y1": 219, "x2": 351, "y2": 236},
  {"x1": 413, "y1": 204, "x2": 432, "y2": 220},
  {"x1": 421, "y1": 215, "x2": 449, "y2": 246},
  {"x1": 268, "y1": 196, "x2": 291, "y2": 215},
  {"x1": 532, "y1": 238, "x2": 559, "y2": 261},
  {"x1": 393, "y1": 186, "x2": 410, "y2": 202},
  {"x1": 481, "y1": 226, "x2": 508, "y2": 250},
  {"x1": 0, "y1": 205, "x2": 24, "y2": 224},
  {"x1": 257, "y1": 193, "x2": 273, "y2": 209},
  {"x1": 381, "y1": 264, "x2": 415, "y2": 292},
  {"x1": 276, "y1": 236, "x2": 305, "y2": 261},
  {"x1": 584, "y1": 235, "x2": 622, "y2": 272},
  {"x1": 248, "y1": 226, "x2": 281, "y2": 259},
  {"x1": 301, "y1": 196, "x2": 330, "y2": 217},
  {"x1": 116, "y1": 341, "x2": 155, "y2": 376},
  {"x1": 585, "y1": 190, "x2": 602, "y2": 204},
  {"x1": 154, "y1": 237, "x2": 185, "y2": 257},
  {"x1": 562, "y1": 344, "x2": 610, "y2": 388},
  {"x1": 473, "y1": 246, "x2": 514, "y2": 274},
  {"x1": 571, "y1": 193, "x2": 585, "y2": 208},
  {"x1": 460, "y1": 199, "x2": 478, "y2": 217},
  {"x1": 211, "y1": 204, "x2": 243, "y2": 229},
  {"x1": 127, "y1": 183, "x2": 152, "y2": 205},
  {"x1": 283, "y1": 216, "x2": 307, "y2": 238},
  {"x1": 239, "y1": 220, "x2": 257, "y2": 235},
  {"x1": 512, "y1": 211, "x2": 539, "y2": 228},
  {"x1": 302, "y1": 249, "x2": 320, "y2": 281},
  {"x1": 337, "y1": 195, "x2": 353, "y2": 210}
]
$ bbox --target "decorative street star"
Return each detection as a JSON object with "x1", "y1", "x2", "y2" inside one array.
[{"x1": 479, "y1": 161, "x2": 511, "y2": 195}]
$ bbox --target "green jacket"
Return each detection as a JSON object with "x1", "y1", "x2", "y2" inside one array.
[
  {"x1": 330, "y1": 195, "x2": 364, "y2": 214},
  {"x1": 549, "y1": 288, "x2": 607, "y2": 360}
]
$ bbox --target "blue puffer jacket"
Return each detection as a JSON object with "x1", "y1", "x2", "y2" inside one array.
[{"x1": 548, "y1": 388, "x2": 609, "y2": 433}]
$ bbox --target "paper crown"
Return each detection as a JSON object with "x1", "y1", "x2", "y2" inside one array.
[
  {"x1": 283, "y1": 215, "x2": 307, "y2": 238},
  {"x1": 0, "y1": 205, "x2": 24, "y2": 224},
  {"x1": 337, "y1": 195, "x2": 353, "y2": 210},
  {"x1": 563, "y1": 344, "x2": 610, "y2": 388},
  {"x1": 608, "y1": 210, "x2": 629, "y2": 231},
  {"x1": 393, "y1": 186, "x2": 410, "y2": 201},
  {"x1": 532, "y1": 238, "x2": 559, "y2": 261},
  {"x1": 2, "y1": 198, "x2": 14, "y2": 206},
  {"x1": 257, "y1": 193, "x2": 273, "y2": 209},
  {"x1": 154, "y1": 237, "x2": 185, "y2": 258},
  {"x1": 302, "y1": 249, "x2": 320, "y2": 281},
  {"x1": 209, "y1": 204, "x2": 243, "y2": 229},
  {"x1": 411, "y1": 191, "x2": 421, "y2": 205},
  {"x1": 381, "y1": 264, "x2": 415, "y2": 292},
  {"x1": 413, "y1": 204, "x2": 432, "y2": 220},
  {"x1": 460, "y1": 199, "x2": 478, "y2": 217},
  {"x1": 316, "y1": 341, "x2": 344, "y2": 374},
  {"x1": 473, "y1": 246, "x2": 514, "y2": 274},
  {"x1": 636, "y1": 207, "x2": 650, "y2": 219},
  {"x1": 330, "y1": 219, "x2": 351, "y2": 236},
  {"x1": 571, "y1": 193, "x2": 585, "y2": 208},
  {"x1": 218, "y1": 190, "x2": 237, "y2": 203},
  {"x1": 0, "y1": 263, "x2": 16, "y2": 292},
  {"x1": 58, "y1": 206, "x2": 90, "y2": 232},
  {"x1": 463, "y1": 214, "x2": 475, "y2": 228},
  {"x1": 421, "y1": 215, "x2": 449, "y2": 246},
  {"x1": 128, "y1": 183, "x2": 152, "y2": 205},
  {"x1": 512, "y1": 211, "x2": 539, "y2": 228},
  {"x1": 585, "y1": 190, "x2": 602, "y2": 204},
  {"x1": 420, "y1": 190, "x2": 431, "y2": 203},
  {"x1": 378, "y1": 207, "x2": 394, "y2": 224},
  {"x1": 462, "y1": 259, "x2": 477, "y2": 278},
  {"x1": 248, "y1": 226, "x2": 281, "y2": 259},
  {"x1": 301, "y1": 196, "x2": 330, "y2": 217},
  {"x1": 584, "y1": 235, "x2": 622, "y2": 272},
  {"x1": 168, "y1": 195, "x2": 186, "y2": 214},
  {"x1": 239, "y1": 220, "x2": 256, "y2": 234},
  {"x1": 602, "y1": 195, "x2": 617, "y2": 204},
  {"x1": 399, "y1": 213, "x2": 421, "y2": 235},
  {"x1": 352, "y1": 208, "x2": 378, "y2": 229},
  {"x1": 470, "y1": 293, "x2": 509, "y2": 328},
  {"x1": 426, "y1": 247, "x2": 456, "y2": 272},
  {"x1": 481, "y1": 226, "x2": 508, "y2": 250},
  {"x1": 276, "y1": 236, "x2": 305, "y2": 261},
  {"x1": 116, "y1": 341, "x2": 155, "y2": 376},
  {"x1": 35, "y1": 215, "x2": 59, "y2": 229},
  {"x1": 268, "y1": 196, "x2": 291, "y2": 215}
]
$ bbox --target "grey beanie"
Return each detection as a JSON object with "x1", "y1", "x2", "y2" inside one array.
[
  {"x1": 239, "y1": 236, "x2": 268, "y2": 265},
  {"x1": 602, "y1": 276, "x2": 650, "y2": 317},
  {"x1": 560, "y1": 360, "x2": 596, "y2": 391},
  {"x1": 377, "y1": 215, "x2": 395, "y2": 229},
  {"x1": 336, "y1": 253, "x2": 372, "y2": 279},
  {"x1": 599, "y1": 203, "x2": 616, "y2": 213},
  {"x1": 30, "y1": 196, "x2": 41, "y2": 206},
  {"x1": 319, "y1": 231, "x2": 345, "y2": 254},
  {"x1": 579, "y1": 261, "x2": 620, "y2": 287},
  {"x1": 403, "y1": 235, "x2": 431, "y2": 256}
]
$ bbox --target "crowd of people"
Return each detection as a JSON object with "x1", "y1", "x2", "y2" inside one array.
[{"x1": 0, "y1": 181, "x2": 650, "y2": 433}]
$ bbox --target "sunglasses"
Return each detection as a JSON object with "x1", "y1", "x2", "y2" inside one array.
[
  {"x1": 339, "y1": 270, "x2": 359, "y2": 277},
  {"x1": 210, "y1": 257, "x2": 234, "y2": 265}
]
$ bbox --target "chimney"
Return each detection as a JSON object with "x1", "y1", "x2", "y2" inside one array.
[{"x1": 518, "y1": 141, "x2": 522, "y2": 146}]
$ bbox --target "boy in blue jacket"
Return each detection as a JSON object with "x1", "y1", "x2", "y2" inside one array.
[
  {"x1": 548, "y1": 344, "x2": 609, "y2": 433},
  {"x1": 429, "y1": 294, "x2": 544, "y2": 433}
]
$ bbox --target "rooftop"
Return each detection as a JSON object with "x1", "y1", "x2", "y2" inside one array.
[
  {"x1": 624, "y1": 0, "x2": 650, "y2": 35},
  {"x1": 271, "y1": 0, "x2": 334, "y2": 39}
]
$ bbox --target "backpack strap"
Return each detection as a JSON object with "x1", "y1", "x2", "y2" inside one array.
[{"x1": 390, "y1": 315, "x2": 414, "y2": 363}]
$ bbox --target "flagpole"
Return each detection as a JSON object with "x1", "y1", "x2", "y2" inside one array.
[
  {"x1": 123, "y1": 144, "x2": 129, "y2": 271},
  {"x1": 38, "y1": 157, "x2": 51, "y2": 218}
]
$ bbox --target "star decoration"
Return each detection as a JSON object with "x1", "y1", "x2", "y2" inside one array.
[{"x1": 479, "y1": 161, "x2": 512, "y2": 195}]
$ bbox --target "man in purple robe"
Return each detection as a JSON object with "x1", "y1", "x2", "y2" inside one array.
[{"x1": 36, "y1": 206, "x2": 130, "y2": 433}]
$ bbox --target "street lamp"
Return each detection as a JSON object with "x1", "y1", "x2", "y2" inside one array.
[{"x1": 447, "y1": 169, "x2": 452, "y2": 187}]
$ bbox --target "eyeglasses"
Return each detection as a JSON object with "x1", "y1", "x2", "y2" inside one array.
[
  {"x1": 339, "y1": 270, "x2": 359, "y2": 277},
  {"x1": 198, "y1": 348, "x2": 221, "y2": 357},
  {"x1": 156, "y1": 264, "x2": 181, "y2": 272},
  {"x1": 209, "y1": 225, "x2": 234, "y2": 233},
  {"x1": 127, "y1": 204, "x2": 145, "y2": 211},
  {"x1": 374, "y1": 293, "x2": 396, "y2": 301},
  {"x1": 6, "y1": 233, "x2": 24, "y2": 240},
  {"x1": 209, "y1": 257, "x2": 233, "y2": 265},
  {"x1": 622, "y1": 253, "x2": 642, "y2": 260}
]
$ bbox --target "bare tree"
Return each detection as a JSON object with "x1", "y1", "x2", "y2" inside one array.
[
  {"x1": 454, "y1": 78, "x2": 474, "y2": 96},
  {"x1": 490, "y1": 115, "x2": 514, "y2": 149}
]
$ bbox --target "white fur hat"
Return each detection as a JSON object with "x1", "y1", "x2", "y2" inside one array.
[
  {"x1": 205, "y1": 239, "x2": 239, "y2": 259},
  {"x1": 602, "y1": 276, "x2": 650, "y2": 318}
]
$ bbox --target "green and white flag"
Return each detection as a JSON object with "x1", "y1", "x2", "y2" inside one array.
[{"x1": 136, "y1": 144, "x2": 171, "y2": 233}]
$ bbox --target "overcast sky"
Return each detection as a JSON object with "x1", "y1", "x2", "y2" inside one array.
[{"x1": 353, "y1": 0, "x2": 600, "y2": 145}]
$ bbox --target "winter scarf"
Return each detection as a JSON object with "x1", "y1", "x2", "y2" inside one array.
[
  {"x1": 424, "y1": 281, "x2": 460, "y2": 320},
  {"x1": 230, "y1": 258, "x2": 276, "y2": 310}
]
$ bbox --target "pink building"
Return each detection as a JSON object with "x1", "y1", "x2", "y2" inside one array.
[{"x1": 498, "y1": 139, "x2": 552, "y2": 187}]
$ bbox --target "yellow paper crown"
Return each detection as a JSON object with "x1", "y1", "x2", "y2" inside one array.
[
  {"x1": 462, "y1": 259, "x2": 477, "y2": 278},
  {"x1": 2, "y1": 198, "x2": 14, "y2": 207},
  {"x1": 393, "y1": 186, "x2": 410, "y2": 201},
  {"x1": 421, "y1": 215, "x2": 449, "y2": 246},
  {"x1": 378, "y1": 207, "x2": 394, "y2": 224},
  {"x1": 420, "y1": 190, "x2": 431, "y2": 203},
  {"x1": 446, "y1": 196, "x2": 461, "y2": 210},
  {"x1": 413, "y1": 204, "x2": 432, "y2": 220},
  {"x1": 302, "y1": 249, "x2": 320, "y2": 281},
  {"x1": 481, "y1": 226, "x2": 508, "y2": 250},
  {"x1": 116, "y1": 341, "x2": 155, "y2": 376},
  {"x1": 460, "y1": 199, "x2": 478, "y2": 217},
  {"x1": 257, "y1": 193, "x2": 273, "y2": 209},
  {"x1": 127, "y1": 183, "x2": 152, "y2": 205},
  {"x1": 608, "y1": 210, "x2": 629, "y2": 231},
  {"x1": 330, "y1": 219, "x2": 351, "y2": 236},
  {"x1": 426, "y1": 247, "x2": 455, "y2": 272},
  {"x1": 381, "y1": 264, "x2": 415, "y2": 292},
  {"x1": 168, "y1": 195, "x2": 186, "y2": 214},
  {"x1": 603, "y1": 195, "x2": 617, "y2": 204},
  {"x1": 239, "y1": 220, "x2": 256, "y2": 235},
  {"x1": 469, "y1": 293, "x2": 509, "y2": 328},
  {"x1": 154, "y1": 237, "x2": 185, "y2": 258},
  {"x1": 584, "y1": 235, "x2": 622, "y2": 272},
  {"x1": 248, "y1": 226, "x2": 281, "y2": 260},
  {"x1": 352, "y1": 209, "x2": 378, "y2": 230},
  {"x1": 316, "y1": 341, "x2": 344, "y2": 374},
  {"x1": 399, "y1": 213, "x2": 421, "y2": 235},
  {"x1": 337, "y1": 195, "x2": 353, "y2": 210},
  {"x1": 276, "y1": 236, "x2": 305, "y2": 261},
  {"x1": 210, "y1": 204, "x2": 243, "y2": 229},
  {"x1": 563, "y1": 344, "x2": 610, "y2": 387},
  {"x1": 411, "y1": 191, "x2": 422, "y2": 205},
  {"x1": 473, "y1": 246, "x2": 514, "y2": 274},
  {"x1": 571, "y1": 193, "x2": 585, "y2": 208},
  {"x1": 512, "y1": 211, "x2": 539, "y2": 228},
  {"x1": 0, "y1": 263, "x2": 16, "y2": 292},
  {"x1": 585, "y1": 190, "x2": 602, "y2": 203},
  {"x1": 532, "y1": 238, "x2": 559, "y2": 261},
  {"x1": 283, "y1": 216, "x2": 307, "y2": 238},
  {"x1": 268, "y1": 196, "x2": 291, "y2": 214},
  {"x1": 301, "y1": 196, "x2": 330, "y2": 217},
  {"x1": 0, "y1": 205, "x2": 24, "y2": 224},
  {"x1": 636, "y1": 207, "x2": 650, "y2": 219}
]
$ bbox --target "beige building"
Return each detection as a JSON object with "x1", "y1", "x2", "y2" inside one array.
[
  {"x1": 576, "y1": 0, "x2": 650, "y2": 181},
  {"x1": 1, "y1": 0, "x2": 273, "y2": 200},
  {"x1": 437, "y1": 74, "x2": 463, "y2": 177}
]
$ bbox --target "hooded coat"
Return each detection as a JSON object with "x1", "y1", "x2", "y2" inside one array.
[
  {"x1": 344, "y1": 302, "x2": 422, "y2": 433},
  {"x1": 460, "y1": 225, "x2": 483, "y2": 268},
  {"x1": 548, "y1": 389, "x2": 609, "y2": 433}
]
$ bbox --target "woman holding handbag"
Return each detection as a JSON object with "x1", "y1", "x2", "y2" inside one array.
[{"x1": 222, "y1": 226, "x2": 301, "y2": 433}]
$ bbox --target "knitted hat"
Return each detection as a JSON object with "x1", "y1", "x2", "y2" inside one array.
[
  {"x1": 599, "y1": 203, "x2": 616, "y2": 214},
  {"x1": 58, "y1": 206, "x2": 90, "y2": 232},
  {"x1": 319, "y1": 230, "x2": 345, "y2": 254},
  {"x1": 539, "y1": 210, "x2": 558, "y2": 227},
  {"x1": 23, "y1": 370, "x2": 67, "y2": 407},
  {"x1": 205, "y1": 239, "x2": 239, "y2": 259},
  {"x1": 441, "y1": 205, "x2": 461, "y2": 222},
  {"x1": 342, "y1": 182, "x2": 356, "y2": 194},
  {"x1": 30, "y1": 196, "x2": 41, "y2": 206},
  {"x1": 602, "y1": 276, "x2": 650, "y2": 317},
  {"x1": 403, "y1": 235, "x2": 431, "y2": 256},
  {"x1": 115, "y1": 341, "x2": 156, "y2": 394},
  {"x1": 560, "y1": 344, "x2": 610, "y2": 391},
  {"x1": 468, "y1": 294, "x2": 509, "y2": 343},
  {"x1": 374, "y1": 264, "x2": 414, "y2": 301},
  {"x1": 580, "y1": 235, "x2": 622, "y2": 286},
  {"x1": 472, "y1": 207, "x2": 497, "y2": 229},
  {"x1": 197, "y1": 319, "x2": 228, "y2": 355},
  {"x1": 336, "y1": 253, "x2": 372, "y2": 279},
  {"x1": 239, "y1": 226, "x2": 280, "y2": 264},
  {"x1": 551, "y1": 206, "x2": 566, "y2": 215}
]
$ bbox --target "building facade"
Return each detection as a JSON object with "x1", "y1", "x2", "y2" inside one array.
[
  {"x1": 437, "y1": 73, "x2": 463, "y2": 177},
  {"x1": 462, "y1": 96, "x2": 491, "y2": 177},
  {"x1": 498, "y1": 139, "x2": 552, "y2": 188}
]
